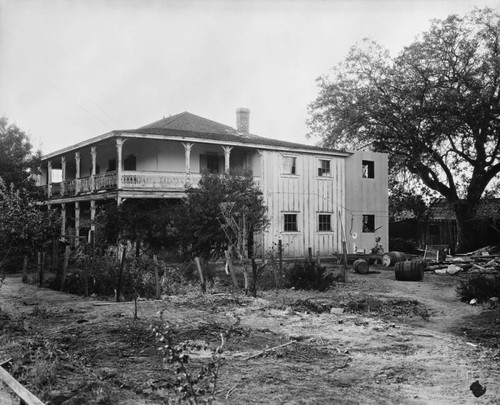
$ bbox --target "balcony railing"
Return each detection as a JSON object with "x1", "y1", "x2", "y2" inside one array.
[
  {"x1": 122, "y1": 171, "x2": 201, "y2": 190},
  {"x1": 41, "y1": 171, "x2": 203, "y2": 197}
]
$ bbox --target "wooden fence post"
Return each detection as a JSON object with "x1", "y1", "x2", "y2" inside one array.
[
  {"x1": 22, "y1": 255, "x2": 28, "y2": 283},
  {"x1": 60, "y1": 245, "x2": 70, "y2": 292},
  {"x1": 116, "y1": 248, "x2": 126, "y2": 302},
  {"x1": 278, "y1": 239, "x2": 283, "y2": 279},
  {"x1": 153, "y1": 254, "x2": 161, "y2": 299},
  {"x1": 224, "y1": 250, "x2": 240, "y2": 290},
  {"x1": 194, "y1": 257, "x2": 206, "y2": 294}
]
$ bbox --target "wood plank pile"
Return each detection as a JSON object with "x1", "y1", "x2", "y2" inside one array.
[{"x1": 425, "y1": 245, "x2": 500, "y2": 275}]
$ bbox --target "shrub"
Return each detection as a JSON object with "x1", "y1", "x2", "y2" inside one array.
[
  {"x1": 284, "y1": 259, "x2": 334, "y2": 291},
  {"x1": 456, "y1": 273, "x2": 500, "y2": 302},
  {"x1": 388, "y1": 237, "x2": 419, "y2": 254}
]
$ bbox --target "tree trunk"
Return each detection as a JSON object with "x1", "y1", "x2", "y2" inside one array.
[{"x1": 454, "y1": 201, "x2": 480, "y2": 253}]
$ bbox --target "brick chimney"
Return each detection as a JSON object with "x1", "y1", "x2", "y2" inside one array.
[{"x1": 236, "y1": 107, "x2": 250, "y2": 135}]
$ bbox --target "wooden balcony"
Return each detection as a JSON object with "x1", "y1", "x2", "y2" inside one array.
[{"x1": 41, "y1": 171, "x2": 203, "y2": 198}]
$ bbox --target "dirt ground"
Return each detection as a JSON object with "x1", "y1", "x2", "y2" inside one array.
[{"x1": 1, "y1": 266, "x2": 499, "y2": 405}]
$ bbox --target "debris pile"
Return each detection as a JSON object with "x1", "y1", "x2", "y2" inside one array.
[{"x1": 427, "y1": 245, "x2": 500, "y2": 276}]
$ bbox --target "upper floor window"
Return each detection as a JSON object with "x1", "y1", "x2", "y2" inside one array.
[
  {"x1": 362, "y1": 160, "x2": 374, "y2": 178},
  {"x1": 362, "y1": 214, "x2": 375, "y2": 233},
  {"x1": 318, "y1": 159, "x2": 331, "y2": 177},
  {"x1": 108, "y1": 158, "x2": 117, "y2": 172},
  {"x1": 124, "y1": 155, "x2": 136, "y2": 171},
  {"x1": 284, "y1": 214, "x2": 298, "y2": 232},
  {"x1": 318, "y1": 214, "x2": 332, "y2": 231},
  {"x1": 283, "y1": 156, "x2": 297, "y2": 175},
  {"x1": 200, "y1": 154, "x2": 224, "y2": 174}
]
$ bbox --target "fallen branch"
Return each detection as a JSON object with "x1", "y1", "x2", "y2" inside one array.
[
  {"x1": 244, "y1": 340, "x2": 297, "y2": 361},
  {"x1": 0, "y1": 366, "x2": 45, "y2": 405},
  {"x1": 225, "y1": 383, "x2": 239, "y2": 399}
]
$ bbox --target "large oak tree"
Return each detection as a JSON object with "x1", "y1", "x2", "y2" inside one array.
[{"x1": 308, "y1": 8, "x2": 500, "y2": 252}]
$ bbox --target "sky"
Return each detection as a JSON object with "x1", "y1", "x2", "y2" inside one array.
[{"x1": 1, "y1": 0, "x2": 499, "y2": 156}]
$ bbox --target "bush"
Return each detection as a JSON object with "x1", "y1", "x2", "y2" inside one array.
[
  {"x1": 389, "y1": 237, "x2": 419, "y2": 254},
  {"x1": 57, "y1": 255, "x2": 165, "y2": 300},
  {"x1": 456, "y1": 272, "x2": 500, "y2": 302},
  {"x1": 284, "y1": 259, "x2": 334, "y2": 291}
]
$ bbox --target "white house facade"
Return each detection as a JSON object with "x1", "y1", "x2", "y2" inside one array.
[{"x1": 38, "y1": 108, "x2": 388, "y2": 258}]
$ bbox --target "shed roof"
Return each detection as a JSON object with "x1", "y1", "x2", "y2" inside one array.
[{"x1": 427, "y1": 199, "x2": 500, "y2": 221}]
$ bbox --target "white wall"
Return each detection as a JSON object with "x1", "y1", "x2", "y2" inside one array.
[
  {"x1": 258, "y1": 150, "x2": 346, "y2": 257},
  {"x1": 345, "y1": 150, "x2": 389, "y2": 253}
]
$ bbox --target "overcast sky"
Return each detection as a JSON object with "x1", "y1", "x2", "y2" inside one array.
[{"x1": 1, "y1": 0, "x2": 499, "y2": 155}]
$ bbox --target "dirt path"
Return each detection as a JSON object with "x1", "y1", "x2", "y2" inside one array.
[{"x1": 0, "y1": 269, "x2": 499, "y2": 404}]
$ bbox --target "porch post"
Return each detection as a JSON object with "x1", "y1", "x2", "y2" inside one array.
[
  {"x1": 90, "y1": 200, "x2": 96, "y2": 232},
  {"x1": 222, "y1": 146, "x2": 233, "y2": 173},
  {"x1": 182, "y1": 142, "x2": 193, "y2": 174},
  {"x1": 61, "y1": 156, "x2": 66, "y2": 195},
  {"x1": 75, "y1": 202, "x2": 80, "y2": 247},
  {"x1": 91, "y1": 146, "x2": 97, "y2": 192},
  {"x1": 61, "y1": 203, "x2": 66, "y2": 236},
  {"x1": 75, "y1": 152, "x2": 80, "y2": 195},
  {"x1": 47, "y1": 160, "x2": 52, "y2": 198},
  {"x1": 116, "y1": 138, "x2": 125, "y2": 190}
]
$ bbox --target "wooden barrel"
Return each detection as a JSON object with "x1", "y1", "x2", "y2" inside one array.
[
  {"x1": 382, "y1": 251, "x2": 407, "y2": 267},
  {"x1": 353, "y1": 259, "x2": 369, "y2": 274},
  {"x1": 394, "y1": 260, "x2": 425, "y2": 281}
]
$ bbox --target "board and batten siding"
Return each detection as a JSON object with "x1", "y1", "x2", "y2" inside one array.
[
  {"x1": 345, "y1": 150, "x2": 389, "y2": 254},
  {"x1": 258, "y1": 150, "x2": 346, "y2": 257}
]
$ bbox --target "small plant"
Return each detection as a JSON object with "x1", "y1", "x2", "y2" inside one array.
[
  {"x1": 284, "y1": 258, "x2": 334, "y2": 291},
  {"x1": 151, "y1": 314, "x2": 226, "y2": 404}
]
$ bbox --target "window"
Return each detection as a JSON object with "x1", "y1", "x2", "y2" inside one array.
[
  {"x1": 284, "y1": 214, "x2": 298, "y2": 232},
  {"x1": 108, "y1": 158, "x2": 116, "y2": 171},
  {"x1": 362, "y1": 214, "x2": 375, "y2": 233},
  {"x1": 207, "y1": 155, "x2": 220, "y2": 173},
  {"x1": 124, "y1": 155, "x2": 136, "y2": 171},
  {"x1": 318, "y1": 214, "x2": 331, "y2": 231},
  {"x1": 283, "y1": 156, "x2": 297, "y2": 175},
  {"x1": 200, "y1": 154, "x2": 223, "y2": 174},
  {"x1": 318, "y1": 159, "x2": 331, "y2": 177},
  {"x1": 362, "y1": 160, "x2": 374, "y2": 178}
]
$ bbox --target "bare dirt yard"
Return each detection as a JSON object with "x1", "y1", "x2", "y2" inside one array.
[{"x1": 1, "y1": 266, "x2": 499, "y2": 405}]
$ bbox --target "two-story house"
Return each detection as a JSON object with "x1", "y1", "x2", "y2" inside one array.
[{"x1": 38, "y1": 108, "x2": 388, "y2": 257}]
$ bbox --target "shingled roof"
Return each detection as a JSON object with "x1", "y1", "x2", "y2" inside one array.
[
  {"x1": 139, "y1": 112, "x2": 239, "y2": 136},
  {"x1": 427, "y1": 199, "x2": 500, "y2": 221},
  {"x1": 124, "y1": 111, "x2": 346, "y2": 154}
]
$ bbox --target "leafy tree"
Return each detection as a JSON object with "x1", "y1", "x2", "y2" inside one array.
[
  {"x1": 0, "y1": 178, "x2": 60, "y2": 272},
  {"x1": 0, "y1": 117, "x2": 41, "y2": 196},
  {"x1": 308, "y1": 8, "x2": 500, "y2": 252},
  {"x1": 175, "y1": 170, "x2": 269, "y2": 260},
  {"x1": 97, "y1": 200, "x2": 178, "y2": 256}
]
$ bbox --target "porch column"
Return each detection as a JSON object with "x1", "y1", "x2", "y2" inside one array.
[
  {"x1": 182, "y1": 142, "x2": 193, "y2": 174},
  {"x1": 61, "y1": 203, "x2": 66, "y2": 236},
  {"x1": 90, "y1": 200, "x2": 96, "y2": 232},
  {"x1": 116, "y1": 138, "x2": 125, "y2": 190},
  {"x1": 61, "y1": 156, "x2": 66, "y2": 195},
  {"x1": 47, "y1": 160, "x2": 52, "y2": 198},
  {"x1": 222, "y1": 146, "x2": 233, "y2": 173},
  {"x1": 75, "y1": 152, "x2": 80, "y2": 195},
  {"x1": 91, "y1": 146, "x2": 97, "y2": 192},
  {"x1": 75, "y1": 202, "x2": 80, "y2": 247}
]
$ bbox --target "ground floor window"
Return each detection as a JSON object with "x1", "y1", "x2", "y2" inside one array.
[
  {"x1": 318, "y1": 214, "x2": 332, "y2": 231},
  {"x1": 284, "y1": 214, "x2": 298, "y2": 232}
]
